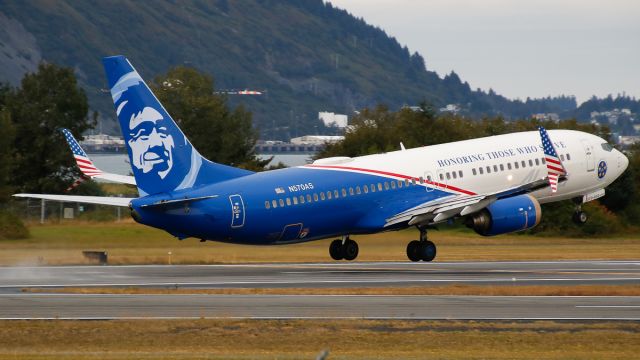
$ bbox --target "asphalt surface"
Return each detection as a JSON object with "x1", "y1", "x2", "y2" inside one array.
[
  {"x1": 1, "y1": 260, "x2": 639, "y2": 291},
  {"x1": 1, "y1": 261, "x2": 639, "y2": 320}
]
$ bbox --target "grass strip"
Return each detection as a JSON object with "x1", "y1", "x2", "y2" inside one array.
[
  {"x1": 0, "y1": 319, "x2": 638, "y2": 359},
  {"x1": 22, "y1": 284, "x2": 640, "y2": 296}
]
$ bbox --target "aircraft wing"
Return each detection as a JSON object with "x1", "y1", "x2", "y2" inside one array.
[
  {"x1": 13, "y1": 194, "x2": 134, "y2": 207},
  {"x1": 61, "y1": 128, "x2": 137, "y2": 186},
  {"x1": 385, "y1": 177, "x2": 558, "y2": 228}
]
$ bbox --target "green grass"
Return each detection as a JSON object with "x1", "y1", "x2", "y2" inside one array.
[{"x1": 1, "y1": 222, "x2": 639, "y2": 265}]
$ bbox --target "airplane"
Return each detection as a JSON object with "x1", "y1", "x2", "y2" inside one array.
[{"x1": 14, "y1": 55, "x2": 629, "y2": 262}]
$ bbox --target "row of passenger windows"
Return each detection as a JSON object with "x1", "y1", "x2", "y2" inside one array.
[
  {"x1": 440, "y1": 154, "x2": 572, "y2": 181},
  {"x1": 265, "y1": 153, "x2": 572, "y2": 209},
  {"x1": 266, "y1": 179, "x2": 414, "y2": 209}
]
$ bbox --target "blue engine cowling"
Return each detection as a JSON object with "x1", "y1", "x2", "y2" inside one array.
[{"x1": 467, "y1": 195, "x2": 542, "y2": 236}]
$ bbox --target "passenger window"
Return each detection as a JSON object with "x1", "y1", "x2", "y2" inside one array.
[
  {"x1": 542, "y1": 158, "x2": 546, "y2": 164},
  {"x1": 327, "y1": 191, "x2": 332, "y2": 199},
  {"x1": 439, "y1": 173, "x2": 444, "y2": 180},
  {"x1": 334, "y1": 190, "x2": 339, "y2": 198},
  {"x1": 370, "y1": 184, "x2": 376, "y2": 193},
  {"x1": 514, "y1": 162, "x2": 519, "y2": 169},
  {"x1": 265, "y1": 201, "x2": 270, "y2": 209},
  {"x1": 390, "y1": 181, "x2": 396, "y2": 189},
  {"x1": 398, "y1": 180, "x2": 403, "y2": 188},
  {"x1": 384, "y1": 182, "x2": 390, "y2": 190},
  {"x1": 378, "y1": 183, "x2": 383, "y2": 191},
  {"x1": 293, "y1": 197, "x2": 298, "y2": 205},
  {"x1": 411, "y1": 179, "x2": 416, "y2": 186},
  {"x1": 349, "y1": 187, "x2": 354, "y2": 195},
  {"x1": 307, "y1": 194, "x2": 312, "y2": 202},
  {"x1": 507, "y1": 163, "x2": 512, "y2": 170},
  {"x1": 427, "y1": 175, "x2": 432, "y2": 182},
  {"x1": 535, "y1": 158, "x2": 539, "y2": 166},
  {"x1": 299, "y1": 195, "x2": 305, "y2": 204},
  {"x1": 528, "y1": 159, "x2": 533, "y2": 167},
  {"x1": 493, "y1": 165, "x2": 498, "y2": 172},
  {"x1": 459, "y1": 170, "x2": 463, "y2": 178},
  {"x1": 286, "y1": 198, "x2": 291, "y2": 206},
  {"x1": 341, "y1": 189, "x2": 347, "y2": 197},
  {"x1": 566, "y1": 153, "x2": 571, "y2": 160},
  {"x1": 272, "y1": 200, "x2": 278, "y2": 208},
  {"x1": 279, "y1": 199, "x2": 284, "y2": 207},
  {"x1": 405, "y1": 179, "x2": 410, "y2": 186},
  {"x1": 479, "y1": 167, "x2": 484, "y2": 175},
  {"x1": 363, "y1": 186, "x2": 369, "y2": 194},
  {"x1": 472, "y1": 168, "x2": 477, "y2": 176},
  {"x1": 419, "y1": 176, "x2": 424, "y2": 184},
  {"x1": 356, "y1": 186, "x2": 361, "y2": 195},
  {"x1": 521, "y1": 160, "x2": 526, "y2": 168},
  {"x1": 560, "y1": 154, "x2": 565, "y2": 161},
  {"x1": 320, "y1": 192, "x2": 325, "y2": 201},
  {"x1": 451, "y1": 172, "x2": 456, "y2": 179},
  {"x1": 486, "y1": 166, "x2": 491, "y2": 174},
  {"x1": 313, "y1": 193, "x2": 319, "y2": 201},
  {"x1": 499, "y1": 164, "x2": 504, "y2": 171}
]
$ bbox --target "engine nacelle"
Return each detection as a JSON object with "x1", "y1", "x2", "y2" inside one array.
[{"x1": 467, "y1": 195, "x2": 542, "y2": 236}]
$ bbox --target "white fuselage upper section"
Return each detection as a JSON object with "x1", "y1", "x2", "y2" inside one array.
[{"x1": 314, "y1": 130, "x2": 628, "y2": 204}]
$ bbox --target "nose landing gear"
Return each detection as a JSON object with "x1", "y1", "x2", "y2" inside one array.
[
  {"x1": 329, "y1": 236, "x2": 359, "y2": 261},
  {"x1": 406, "y1": 228, "x2": 437, "y2": 262}
]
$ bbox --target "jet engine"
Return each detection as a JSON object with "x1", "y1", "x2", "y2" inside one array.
[{"x1": 466, "y1": 195, "x2": 542, "y2": 236}]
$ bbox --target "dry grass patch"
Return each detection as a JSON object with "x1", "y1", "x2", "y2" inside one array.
[
  {"x1": 0, "y1": 319, "x2": 638, "y2": 360},
  {"x1": 1, "y1": 223, "x2": 640, "y2": 265},
  {"x1": 23, "y1": 284, "x2": 640, "y2": 296}
]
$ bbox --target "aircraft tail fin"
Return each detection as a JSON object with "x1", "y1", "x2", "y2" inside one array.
[{"x1": 102, "y1": 56, "x2": 252, "y2": 196}]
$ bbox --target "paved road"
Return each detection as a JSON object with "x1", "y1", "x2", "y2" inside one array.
[
  {"x1": 1, "y1": 294, "x2": 639, "y2": 320},
  {"x1": 1, "y1": 261, "x2": 639, "y2": 292}
]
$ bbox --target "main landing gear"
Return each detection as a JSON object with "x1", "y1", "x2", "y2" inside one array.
[
  {"x1": 406, "y1": 227, "x2": 436, "y2": 262},
  {"x1": 329, "y1": 235, "x2": 359, "y2": 261},
  {"x1": 572, "y1": 198, "x2": 588, "y2": 225}
]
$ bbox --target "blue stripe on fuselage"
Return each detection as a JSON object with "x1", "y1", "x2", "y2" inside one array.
[{"x1": 130, "y1": 167, "x2": 455, "y2": 244}]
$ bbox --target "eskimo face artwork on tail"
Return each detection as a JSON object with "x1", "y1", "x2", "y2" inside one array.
[
  {"x1": 128, "y1": 107, "x2": 175, "y2": 179},
  {"x1": 105, "y1": 57, "x2": 201, "y2": 196}
]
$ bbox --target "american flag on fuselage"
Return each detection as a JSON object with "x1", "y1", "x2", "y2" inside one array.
[
  {"x1": 538, "y1": 126, "x2": 566, "y2": 193},
  {"x1": 61, "y1": 128, "x2": 103, "y2": 178}
]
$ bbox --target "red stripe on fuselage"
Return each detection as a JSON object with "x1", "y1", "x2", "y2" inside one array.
[{"x1": 304, "y1": 164, "x2": 477, "y2": 196}]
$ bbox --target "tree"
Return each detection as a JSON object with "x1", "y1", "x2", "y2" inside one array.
[
  {"x1": 8, "y1": 63, "x2": 94, "y2": 193},
  {"x1": 151, "y1": 66, "x2": 267, "y2": 170},
  {"x1": 0, "y1": 110, "x2": 15, "y2": 202}
]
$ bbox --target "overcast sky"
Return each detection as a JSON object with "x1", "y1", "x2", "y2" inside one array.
[{"x1": 329, "y1": 0, "x2": 640, "y2": 104}]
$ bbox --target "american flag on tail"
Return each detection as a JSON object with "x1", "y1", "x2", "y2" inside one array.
[
  {"x1": 65, "y1": 175, "x2": 90, "y2": 192},
  {"x1": 538, "y1": 126, "x2": 566, "y2": 193},
  {"x1": 61, "y1": 128, "x2": 103, "y2": 178}
]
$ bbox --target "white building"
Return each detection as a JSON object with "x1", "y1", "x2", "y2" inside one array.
[
  {"x1": 290, "y1": 135, "x2": 345, "y2": 146},
  {"x1": 319, "y1": 112, "x2": 348, "y2": 128}
]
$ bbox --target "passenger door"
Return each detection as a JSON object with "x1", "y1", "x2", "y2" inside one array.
[
  {"x1": 229, "y1": 194, "x2": 245, "y2": 228},
  {"x1": 580, "y1": 140, "x2": 595, "y2": 172}
]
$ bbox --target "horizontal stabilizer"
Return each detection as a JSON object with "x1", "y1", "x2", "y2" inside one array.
[
  {"x1": 13, "y1": 194, "x2": 134, "y2": 207},
  {"x1": 141, "y1": 195, "x2": 218, "y2": 208}
]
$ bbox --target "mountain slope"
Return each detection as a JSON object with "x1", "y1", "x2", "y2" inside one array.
[{"x1": 0, "y1": 0, "x2": 595, "y2": 139}]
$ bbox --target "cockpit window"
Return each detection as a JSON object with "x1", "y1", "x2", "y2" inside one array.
[{"x1": 601, "y1": 143, "x2": 614, "y2": 152}]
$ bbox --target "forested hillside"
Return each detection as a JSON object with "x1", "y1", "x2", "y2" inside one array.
[{"x1": 0, "y1": 0, "x2": 636, "y2": 139}]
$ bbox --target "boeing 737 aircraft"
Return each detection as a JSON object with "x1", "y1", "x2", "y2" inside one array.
[{"x1": 15, "y1": 56, "x2": 629, "y2": 262}]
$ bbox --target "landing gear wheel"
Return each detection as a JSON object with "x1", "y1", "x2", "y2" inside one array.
[
  {"x1": 407, "y1": 240, "x2": 421, "y2": 262},
  {"x1": 343, "y1": 239, "x2": 359, "y2": 261},
  {"x1": 572, "y1": 211, "x2": 588, "y2": 224},
  {"x1": 419, "y1": 240, "x2": 437, "y2": 262},
  {"x1": 329, "y1": 239, "x2": 344, "y2": 260}
]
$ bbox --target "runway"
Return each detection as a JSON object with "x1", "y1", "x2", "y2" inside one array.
[
  {"x1": 1, "y1": 294, "x2": 639, "y2": 320},
  {"x1": 1, "y1": 260, "x2": 640, "y2": 291},
  {"x1": 1, "y1": 261, "x2": 639, "y2": 320}
]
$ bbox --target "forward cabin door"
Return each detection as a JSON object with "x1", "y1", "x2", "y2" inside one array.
[{"x1": 580, "y1": 140, "x2": 595, "y2": 172}]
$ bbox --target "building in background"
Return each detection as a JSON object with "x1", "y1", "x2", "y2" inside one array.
[{"x1": 319, "y1": 112, "x2": 348, "y2": 128}]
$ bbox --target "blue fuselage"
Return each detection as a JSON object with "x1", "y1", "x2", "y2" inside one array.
[{"x1": 131, "y1": 167, "x2": 451, "y2": 244}]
